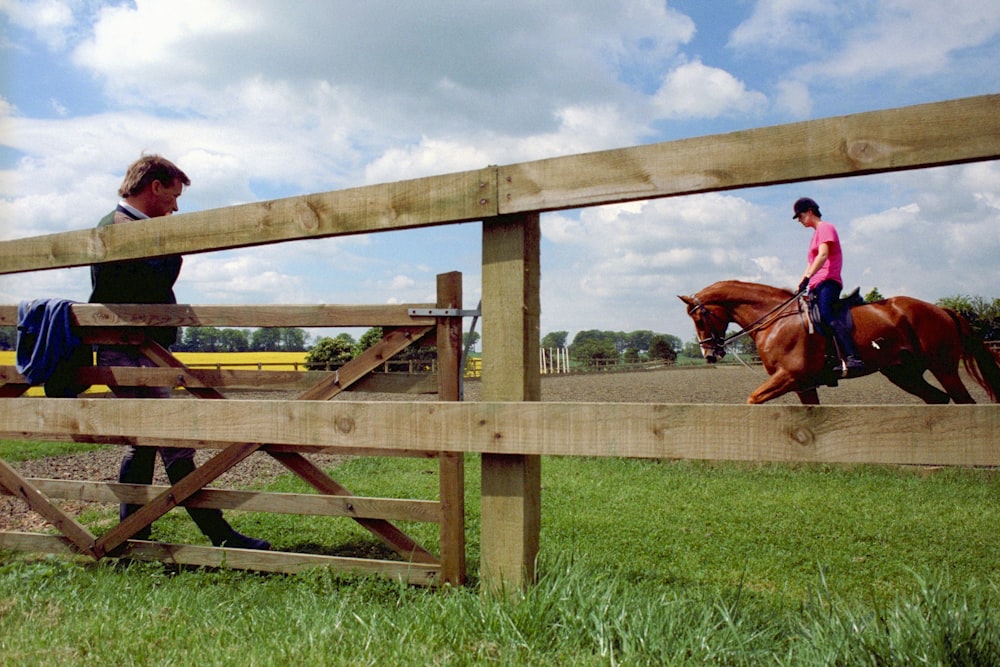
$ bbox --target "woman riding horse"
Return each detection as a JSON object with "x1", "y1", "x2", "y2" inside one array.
[{"x1": 793, "y1": 197, "x2": 864, "y2": 376}]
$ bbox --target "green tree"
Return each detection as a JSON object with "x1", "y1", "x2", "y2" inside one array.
[
  {"x1": 250, "y1": 328, "x2": 282, "y2": 352},
  {"x1": 280, "y1": 327, "x2": 309, "y2": 352},
  {"x1": 624, "y1": 330, "x2": 655, "y2": 353},
  {"x1": 540, "y1": 331, "x2": 568, "y2": 348},
  {"x1": 248, "y1": 327, "x2": 308, "y2": 351},
  {"x1": 354, "y1": 327, "x2": 435, "y2": 367},
  {"x1": 179, "y1": 327, "x2": 227, "y2": 352},
  {"x1": 305, "y1": 336, "x2": 355, "y2": 370},
  {"x1": 937, "y1": 295, "x2": 1000, "y2": 341},
  {"x1": 358, "y1": 327, "x2": 383, "y2": 351},
  {"x1": 217, "y1": 328, "x2": 250, "y2": 352},
  {"x1": 570, "y1": 330, "x2": 618, "y2": 365},
  {"x1": 648, "y1": 335, "x2": 678, "y2": 362},
  {"x1": 864, "y1": 287, "x2": 885, "y2": 302},
  {"x1": 682, "y1": 340, "x2": 704, "y2": 359}
]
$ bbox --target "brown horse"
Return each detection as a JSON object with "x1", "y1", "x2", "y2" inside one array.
[{"x1": 680, "y1": 280, "x2": 1000, "y2": 405}]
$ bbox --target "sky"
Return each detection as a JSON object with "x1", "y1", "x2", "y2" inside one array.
[{"x1": 1, "y1": 0, "x2": 999, "y2": 349}]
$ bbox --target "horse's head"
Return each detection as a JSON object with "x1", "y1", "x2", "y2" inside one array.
[{"x1": 679, "y1": 295, "x2": 729, "y2": 363}]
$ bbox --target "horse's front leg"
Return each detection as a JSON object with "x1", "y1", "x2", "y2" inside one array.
[{"x1": 747, "y1": 370, "x2": 810, "y2": 404}]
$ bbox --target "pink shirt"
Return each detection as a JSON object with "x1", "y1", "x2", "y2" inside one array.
[{"x1": 807, "y1": 221, "x2": 843, "y2": 288}]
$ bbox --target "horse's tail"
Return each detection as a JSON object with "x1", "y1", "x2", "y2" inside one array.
[{"x1": 946, "y1": 308, "x2": 1000, "y2": 403}]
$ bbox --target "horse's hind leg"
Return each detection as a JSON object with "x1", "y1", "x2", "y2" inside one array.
[
  {"x1": 929, "y1": 369, "x2": 976, "y2": 404},
  {"x1": 795, "y1": 388, "x2": 820, "y2": 405},
  {"x1": 880, "y1": 365, "x2": 950, "y2": 404}
]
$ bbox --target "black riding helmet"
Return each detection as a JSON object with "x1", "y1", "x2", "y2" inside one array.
[{"x1": 793, "y1": 197, "x2": 821, "y2": 218}]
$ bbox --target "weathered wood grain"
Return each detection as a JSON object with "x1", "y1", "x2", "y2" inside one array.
[
  {"x1": 0, "y1": 479, "x2": 441, "y2": 523},
  {"x1": 0, "y1": 399, "x2": 995, "y2": 466},
  {"x1": 498, "y1": 94, "x2": 1000, "y2": 213},
  {"x1": 0, "y1": 168, "x2": 496, "y2": 274},
  {"x1": 479, "y1": 213, "x2": 542, "y2": 590},
  {"x1": 0, "y1": 533, "x2": 440, "y2": 584}
]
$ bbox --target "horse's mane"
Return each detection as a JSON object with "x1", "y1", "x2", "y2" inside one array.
[{"x1": 695, "y1": 280, "x2": 795, "y2": 304}]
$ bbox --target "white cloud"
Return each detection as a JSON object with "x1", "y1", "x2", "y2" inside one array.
[
  {"x1": 390, "y1": 274, "x2": 415, "y2": 290},
  {"x1": 773, "y1": 80, "x2": 812, "y2": 118},
  {"x1": 68, "y1": 1, "x2": 689, "y2": 133},
  {"x1": 652, "y1": 60, "x2": 767, "y2": 119},
  {"x1": 731, "y1": 0, "x2": 1000, "y2": 83},
  {"x1": 803, "y1": 1, "x2": 1000, "y2": 81},
  {"x1": 1, "y1": 0, "x2": 76, "y2": 51},
  {"x1": 364, "y1": 137, "x2": 493, "y2": 184},
  {"x1": 850, "y1": 203, "x2": 919, "y2": 240},
  {"x1": 728, "y1": 0, "x2": 838, "y2": 51},
  {"x1": 180, "y1": 252, "x2": 306, "y2": 303}
]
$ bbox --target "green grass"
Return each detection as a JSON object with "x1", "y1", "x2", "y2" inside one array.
[
  {"x1": 1, "y1": 454, "x2": 998, "y2": 665},
  {"x1": 0, "y1": 439, "x2": 109, "y2": 462}
]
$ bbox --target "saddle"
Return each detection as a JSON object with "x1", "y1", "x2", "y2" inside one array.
[{"x1": 806, "y1": 286, "x2": 864, "y2": 335}]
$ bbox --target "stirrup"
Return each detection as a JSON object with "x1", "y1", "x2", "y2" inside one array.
[{"x1": 838, "y1": 357, "x2": 865, "y2": 378}]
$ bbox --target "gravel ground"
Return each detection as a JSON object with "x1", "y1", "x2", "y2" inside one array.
[{"x1": 1, "y1": 365, "x2": 989, "y2": 532}]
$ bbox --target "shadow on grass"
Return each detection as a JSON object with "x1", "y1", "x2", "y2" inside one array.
[{"x1": 287, "y1": 538, "x2": 405, "y2": 561}]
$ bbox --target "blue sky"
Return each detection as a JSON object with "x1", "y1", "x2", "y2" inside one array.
[{"x1": 2, "y1": 0, "x2": 999, "y2": 347}]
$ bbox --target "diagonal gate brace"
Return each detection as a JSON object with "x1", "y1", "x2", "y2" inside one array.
[
  {"x1": 93, "y1": 441, "x2": 262, "y2": 558},
  {"x1": 0, "y1": 458, "x2": 99, "y2": 558}
]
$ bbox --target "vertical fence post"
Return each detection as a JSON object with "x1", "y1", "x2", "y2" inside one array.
[
  {"x1": 435, "y1": 271, "x2": 466, "y2": 586},
  {"x1": 480, "y1": 213, "x2": 541, "y2": 591}
]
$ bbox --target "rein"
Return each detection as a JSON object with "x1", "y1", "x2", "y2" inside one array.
[{"x1": 689, "y1": 289, "x2": 805, "y2": 350}]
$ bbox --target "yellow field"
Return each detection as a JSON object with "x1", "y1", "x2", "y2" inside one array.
[
  {"x1": 173, "y1": 351, "x2": 309, "y2": 370},
  {"x1": 0, "y1": 350, "x2": 309, "y2": 396},
  {"x1": 0, "y1": 351, "x2": 480, "y2": 395}
]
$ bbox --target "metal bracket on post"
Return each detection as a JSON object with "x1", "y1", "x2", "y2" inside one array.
[{"x1": 408, "y1": 308, "x2": 481, "y2": 318}]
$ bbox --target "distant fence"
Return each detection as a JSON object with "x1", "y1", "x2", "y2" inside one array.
[
  {"x1": 575, "y1": 358, "x2": 675, "y2": 373},
  {"x1": 540, "y1": 347, "x2": 570, "y2": 374}
]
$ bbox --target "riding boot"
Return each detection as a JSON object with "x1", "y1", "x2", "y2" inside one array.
[
  {"x1": 164, "y1": 458, "x2": 270, "y2": 550},
  {"x1": 118, "y1": 446, "x2": 157, "y2": 540},
  {"x1": 831, "y1": 320, "x2": 865, "y2": 375}
]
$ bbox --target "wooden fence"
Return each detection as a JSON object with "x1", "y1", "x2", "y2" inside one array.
[{"x1": 1, "y1": 94, "x2": 998, "y2": 590}]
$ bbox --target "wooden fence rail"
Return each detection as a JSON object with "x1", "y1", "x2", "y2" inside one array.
[{"x1": 2, "y1": 399, "x2": 997, "y2": 467}]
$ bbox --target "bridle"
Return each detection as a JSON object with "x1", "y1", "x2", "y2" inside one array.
[
  {"x1": 686, "y1": 298, "x2": 729, "y2": 357},
  {"x1": 686, "y1": 290, "x2": 805, "y2": 358}
]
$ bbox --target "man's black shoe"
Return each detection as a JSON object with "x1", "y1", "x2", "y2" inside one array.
[{"x1": 213, "y1": 530, "x2": 271, "y2": 550}]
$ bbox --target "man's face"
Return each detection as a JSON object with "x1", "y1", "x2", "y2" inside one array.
[{"x1": 148, "y1": 178, "x2": 184, "y2": 217}]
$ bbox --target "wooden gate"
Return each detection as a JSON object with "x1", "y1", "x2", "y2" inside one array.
[{"x1": 0, "y1": 272, "x2": 468, "y2": 586}]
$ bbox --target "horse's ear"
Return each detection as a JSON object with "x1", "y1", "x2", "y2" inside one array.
[{"x1": 678, "y1": 295, "x2": 694, "y2": 305}]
